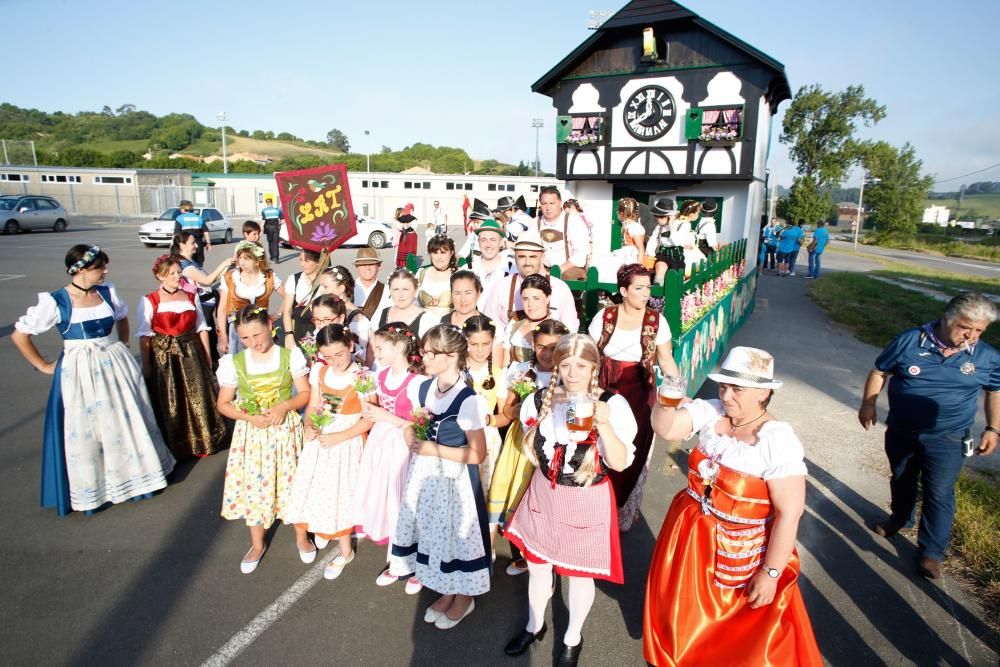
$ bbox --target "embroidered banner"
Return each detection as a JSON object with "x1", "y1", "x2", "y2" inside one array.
[{"x1": 274, "y1": 164, "x2": 357, "y2": 252}]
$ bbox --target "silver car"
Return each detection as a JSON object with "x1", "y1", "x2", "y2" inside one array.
[
  {"x1": 0, "y1": 195, "x2": 70, "y2": 234},
  {"x1": 139, "y1": 207, "x2": 234, "y2": 247}
]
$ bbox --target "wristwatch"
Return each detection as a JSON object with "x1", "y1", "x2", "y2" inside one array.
[
  {"x1": 764, "y1": 567, "x2": 780, "y2": 579},
  {"x1": 985, "y1": 426, "x2": 1000, "y2": 436}
]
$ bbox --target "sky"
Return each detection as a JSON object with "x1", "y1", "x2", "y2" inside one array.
[{"x1": 4, "y1": 0, "x2": 999, "y2": 191}]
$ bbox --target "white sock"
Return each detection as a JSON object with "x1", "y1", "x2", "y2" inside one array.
[
  {"x1": 563, "y1": 576, "x2": 595, "y2": 647},
  {"x1": 526, "y1": 560, "x2": 553, "y2": 633}
]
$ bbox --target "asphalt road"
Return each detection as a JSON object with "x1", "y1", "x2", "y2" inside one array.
[{"x1": 828, "y1": 237, "x2": 1000, "y2": 277}]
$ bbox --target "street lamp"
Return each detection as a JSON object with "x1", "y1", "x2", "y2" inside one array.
[
  {"x1": 216, "y1": 112, "x2": 229, "y2": 174},
  {"x1": 532, "y1": 119, "x2": 544, "y2": 177},
  {"x1": 852, "y1": 171, "x2": 880, "y2": 251},
  {"x1": 364, "y1": 129, "x2": 372, "y2": 216}
]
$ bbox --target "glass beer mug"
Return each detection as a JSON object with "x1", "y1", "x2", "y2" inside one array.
[
  {"x1": 658, "y1": 375, "x2": 686, "y2": 408},
  {"x1": 564, "y1": 392, "x2": 594, "y2": 437}
]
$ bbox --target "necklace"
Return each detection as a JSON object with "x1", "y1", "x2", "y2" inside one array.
[
  {"x1": 436, "y1": 376, "x2": 461, "y2": 395},
  {"x1": 527, "y1": 310, "x2": 550, "y2": 323},
  {"x1": 161, "y1": 286, "x2": 180, "y2": 295},
  {"x1": 729, "y1": 411, "x2": 767, "y2": 432},
  {"x1": 70, "y1": 281, "x2": 93, "y2": 293}
]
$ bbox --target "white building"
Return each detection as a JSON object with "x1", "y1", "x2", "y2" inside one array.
[{"x1": 923, "y1": 205, "x2": 950, "y2": 225}]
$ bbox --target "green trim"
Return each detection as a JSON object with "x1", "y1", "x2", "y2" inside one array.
[{"x1": 560, "y1": 61, "x2": 756, "y2": 83}]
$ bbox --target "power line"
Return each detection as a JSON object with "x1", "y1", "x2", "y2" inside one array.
[{"x1": 933, "y1": 162, "x2": 1000, "y2": 184}]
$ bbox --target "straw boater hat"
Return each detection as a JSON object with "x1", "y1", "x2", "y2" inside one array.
[
  {"x1": 354, "y1": 247, "x2": 382, "y2": 266},
  {"x1": 707, "y1": 346, "x2": 783, "y2": 390},
  {"x1": 650, "y1": 197, "x2": 675, "y2": 217},
  {"x1": 475, "y1": 219, "x2": 505, "y2": 237},
  {"x1": 512, "y1": 227, "x2": 545, "y2": 252}
]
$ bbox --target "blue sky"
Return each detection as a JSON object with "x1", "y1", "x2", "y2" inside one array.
[{"x1": 4, "y1": 0, "x2": 999, "y2": 190}]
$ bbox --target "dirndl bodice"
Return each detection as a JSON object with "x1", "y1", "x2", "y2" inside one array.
[
  {"x1": 234, "y1": 347, "x2": 293, "y2": 409},
  {"x1": 52, "y1": 287, "x2": 116, "y2": 340}
]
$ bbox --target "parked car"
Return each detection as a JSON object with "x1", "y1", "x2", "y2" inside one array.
[
  {"x1": 0, "y1": 195, "x2": 69, "y2": 234},
  {"x1": 139, "y1": 207, "x2": 233, "y2": 247},
  {"x1": 279, "y1": 214, "x2": 393, "y2": 249}
]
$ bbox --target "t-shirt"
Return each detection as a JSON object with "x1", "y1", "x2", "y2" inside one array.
[
  {"x1": 777, "y1": 226, "x2": 804, "y2": 254},
  {"x1": 874, "y1": 323, "x2": 1000, "y2": 433},
  {"x1": 812, "y1": 227, "x2": 830, "y2": 253},
  {"x1": 587, "y1": 312, "x2": 671, "y2": 362},
  {"x1": 261, "y1": 206, "x2": 282, "y2": 221}
]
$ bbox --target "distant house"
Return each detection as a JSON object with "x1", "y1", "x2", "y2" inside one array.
[
  {"x1": 836, "y1": 203, "x2": 864, "y2": 227},
  {"x1": 923, "y1": 205, "x2": 950, "y2": 225}
]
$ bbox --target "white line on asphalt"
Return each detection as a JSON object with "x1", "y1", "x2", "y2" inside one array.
[
  {"x1": 938, "y1": 573, "x2": 973, "y2": 663},
  {"x1": 0, "y1": 274, "x2": 26, "y2": 281},
  {"x1": 199, "y1": 548, "x2": 339, "y2": 667}
]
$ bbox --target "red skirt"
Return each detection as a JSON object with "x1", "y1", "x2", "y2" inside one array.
[
  {"x1": 601, "y1": 359, "x2": 655, "y2": 509},
  {"x1": 505, "y1": 469, "x2": 623, "y2": 583},
  {"x1": 396, "y1": 230, "x2": 417, "y2": 268}
]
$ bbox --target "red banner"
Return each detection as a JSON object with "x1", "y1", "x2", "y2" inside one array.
[{"x1": 274, "y1": 164, "x2": 356, "y2": 253}]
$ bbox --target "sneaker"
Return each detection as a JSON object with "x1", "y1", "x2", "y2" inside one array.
[
  {"x1": 506, "y1": 558, "x2": 528, "y2": 576},
  {"x1": 323, "y1": 551, "x2": 355, "y2": 580},
  {"x1": 314, "y1": 536, "x2": 331, "y2": 549},
  {"x1": 376, "y1": 567, "x2": 400, "y2": 587},
  {"x1": 405, "y1": 576, "x2": 423, "y2": 595},
  {"x1": 788, "y1": 272, "x2": 796, "y2": 277}
]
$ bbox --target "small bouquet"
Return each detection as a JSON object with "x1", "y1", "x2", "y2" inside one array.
[
  {"x1": 411, "y1": 407, "x2": 432, "y2": 440},
  {"x1": 299, "y1": 332, "x2": 318, "y2": 365},
  {"x1": 353, "y1": 368, "x2": 376, "y2": 402},
  {"x1": 510, "y1": 373, "x2": 537, "y2": 400},
  {"x1": 309, "y1": 393, "x2": 342, "y2": 431},
  {"x1": 235, "y1": 396, "x2": 262, "y2": 416}
]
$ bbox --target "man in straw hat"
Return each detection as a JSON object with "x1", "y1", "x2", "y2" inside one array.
[
  {"x1": 353, "y1": 247, "x2": 388, "y2": 320},
  {"x1": 479, "y1": 227, "x2": 579, "y2": 332},
  {"x1": 860, "y1": 291, "x2": 1000, "y2": 579}
]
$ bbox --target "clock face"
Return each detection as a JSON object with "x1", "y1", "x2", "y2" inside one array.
[{"x1": 624, "y1": 85, "x2": 676, "y2": 141}]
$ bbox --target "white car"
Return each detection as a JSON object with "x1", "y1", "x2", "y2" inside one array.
[
  {"x1": 279, "y1": 214, "x2": 393, "y2": 249},
  {"x1": 139, "y1": 207, "x2": 234, "y2": 247}
]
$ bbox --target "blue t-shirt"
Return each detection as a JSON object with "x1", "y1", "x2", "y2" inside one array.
[
  {"x1": 875, "y1": 322, "x2": 1000, "y2": 434},
  {"x1": 777, "y1": 226, "x2": 803, "y2": 253},
  {"x1": 812, "y1": 227, "x2": 830, "y2": 253},
  {"x1": 261, "y1": 206, "x2": 282, "y2": 221},
  {"x1": 176, "y1": 211, "x2": 204, "y2": 231},
  {"x1": 763, "y1": 225, "x2": 780, "y2": 246}
]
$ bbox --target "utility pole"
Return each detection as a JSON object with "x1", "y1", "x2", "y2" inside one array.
[
  {"x1": 532, "y1": 118, "x2": 544, "y2": 177},
  {"x1": 216, "y1": 112, "x2": 229, "y2": 174},
  {"x1": 364, "y1": 129, "x2": 372, "y2": 216}
]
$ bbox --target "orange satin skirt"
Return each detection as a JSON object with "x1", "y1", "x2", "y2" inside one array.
[{"x1": 642, "y1": 488, "x2": 823, "y2": 666}]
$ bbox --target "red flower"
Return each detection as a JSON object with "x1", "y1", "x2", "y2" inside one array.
[{"x1": 525, "y1": 417, "x2": 539, "y2": 428}]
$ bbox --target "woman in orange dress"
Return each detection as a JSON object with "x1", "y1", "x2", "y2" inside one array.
[{"x1": 643, "y1": 346, "x2": 822, "y2": 666}]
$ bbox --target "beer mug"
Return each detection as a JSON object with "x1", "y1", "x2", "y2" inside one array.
[
  {"x1": 658, "y1": 375, "x2": 686, "y2": 408},
  {"x1": 564, "y1": 392, "x2": 594, "y2": 436}
]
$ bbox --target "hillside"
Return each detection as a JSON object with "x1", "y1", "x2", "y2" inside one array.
[
  {"x1": 0, "y1": 103, "x2": 530, "y2": 176},
  {"x1": 923, "y1": 194, "x2": 1000, "y2": 221}
]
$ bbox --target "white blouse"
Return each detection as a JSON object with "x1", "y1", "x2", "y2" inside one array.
[
  {"x1": 216, "y1": 345, "x2": 309, "y2": 387},
  {"x1": 285, "y1": 272, "x2": 315, "y2": 306},
  {"x1": 218, "y1": 269, "x2": 283, "y2": 301},
  {"x1": 309, "y1": 362, "x2": 360, "y2": 391},
  {"x1": 135, "y1": 295, "x2": 209, "y2": 337},
  {"x1": 15, "y1": 284, "x2": 127, "y2": 335},
  {"x1": 406, "y1": 378, "x2": 488, "y2": 432},
  {"x1": 587, "y1": 311, "x2": 671, "y2": 362},
  {"x1": 681, "y1": 399, "x2": 807, "y2": 481},
  {"x1": 468, "y1": 361, "x2": 509, "y2": 402},
  {"x1": 504, "y1": 361, "x2": 552, "y2": 391},
  {"x1": 520, "y1": 392, "x2": 637, "y2": 472}
]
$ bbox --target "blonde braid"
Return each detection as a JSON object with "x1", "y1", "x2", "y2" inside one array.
[{"x1": 521, "y1": 367, "x2": 560, "y2": 465}]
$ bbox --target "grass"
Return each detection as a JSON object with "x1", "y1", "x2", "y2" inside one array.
[
  {"x1": 225, "y1": 136, "x2": 343, "y2": 159},
  {"x1": 74, "y1": 138, "x2": 150, "y2": 153},
  {"x1": 925, "y1": 193, "x2": 1000, "y2": 221},
  {"x1": 869, "y1": 234, "x2": 1000, "y2": 262},
  {"x1": 952, "y1": 469, "x2": 1000, "y2": 626}
]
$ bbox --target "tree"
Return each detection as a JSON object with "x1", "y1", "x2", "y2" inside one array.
[
  {"x1": 276, "y1": 132, "x2": 298, "y2": 141},
  {"x1": 779, "y1": 84, "x2": 885, "y2": 223},
  {"x1": 115, "y1": 104, "x2": 136, "y2": 116},
  {"x1": 325, "y1": 129, "x2": 350, "y2": 152},
  {"x1": 101, "y1": 105, "x2": 113, "y2": 116},
  {"x1": 864, "y1": 141, "x2": 934, "y2": 236}
]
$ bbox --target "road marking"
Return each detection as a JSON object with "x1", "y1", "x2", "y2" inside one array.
[
  {"x1": 0, "y1": 274, "x2": 26, "y2": 281},
  {"x1": 199, "y1": 548, "x2": 339, "y2": 666}
]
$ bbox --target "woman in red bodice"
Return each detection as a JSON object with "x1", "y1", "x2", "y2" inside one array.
[
  {"x1": 643, "y1": 346, "x2": 822, "y2": 667},
  {"x1": 138, "y1": 255, "x2": 228, "y2": 460}
]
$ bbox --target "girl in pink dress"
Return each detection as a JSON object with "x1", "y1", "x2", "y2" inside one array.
[{"x1": 352, "y1": 322, "x2": 427, "y2": 590}]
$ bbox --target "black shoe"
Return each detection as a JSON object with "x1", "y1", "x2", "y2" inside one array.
[
  {"x1": 874, "y1": 517, "x2": 906, "y2": 539},
  {"x1": 557, "y1": 637, "x2": 583, "y2": 666},
  {"x1": 504, "y1": 624, "x2": 547, "y2": 656}
]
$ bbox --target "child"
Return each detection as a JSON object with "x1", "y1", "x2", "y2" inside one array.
[
  {"x1": 299, "y1": 294, "x2": 344, "y2": 367},
  {"x1": 242, "y1": 220, "x2": 262, "y2": 243},
  {"x1": 285, "y1": 325, "x2": 373, "y2": 580},
  {"x1": 217, "y1": 305, "x2": 310, "y2": 574},
  {"x1": 487, "y1": 318, "x2": 569, "y2": 576},
  {"x1": 354, "y1": 323, "x2": 427, "y2": 590},
  {"x1": 389, "y1": 325, "x2": 490, "y2": 630}
]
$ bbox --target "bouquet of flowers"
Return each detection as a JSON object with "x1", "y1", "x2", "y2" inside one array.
[
  {"x1": 299, "y1": 332, "x2": 318, "y2": 365},
  {"x1": 235, "y1": 396, "x2": 262, "y2": 416},
  {"x1": 309, "y1": 393, "x2": 342, "y2": 432},
  {"x1": 411, "y1": 407, "x2": 432, "y2": 440},
  {"x1": 510, "y1": 372, "x2": 537, "y2": 400},
  {"x1": 353, "y1": 368, "x2": 376, "y2": 402}
]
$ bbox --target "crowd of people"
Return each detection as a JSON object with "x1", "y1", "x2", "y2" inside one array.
[{"x1": 36, "y1": 187, "x2": 995, "y2": 666}]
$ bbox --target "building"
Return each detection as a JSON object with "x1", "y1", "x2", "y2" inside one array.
[
  {"x1": 836, "y1": 203, "x2": 865, "y2": 228},
  {"x1": 0, "y1": 166, "x2": 191, "y2": 216},
  {"x1": 922, "y1": 205, "x2": 950, "y2": 225}
]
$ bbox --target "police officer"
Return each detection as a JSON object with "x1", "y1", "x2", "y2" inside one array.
[
  {"x1": 174, "y1": 200, "x2": 211, "y2": 265},
  {"x1": 261, "y1": 196, "x2": 283, "y2": 262}
]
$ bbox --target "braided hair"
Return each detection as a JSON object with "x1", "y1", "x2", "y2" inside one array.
[
  {"x1": 529, "y1": 319, "x2": 571, "y2": 367},
  {"x1": 376, "y1": 321, "x2": 422, "y2": 373},
  {"x1": 462, "y1": 314, "x2": 496, "y2": 390}
]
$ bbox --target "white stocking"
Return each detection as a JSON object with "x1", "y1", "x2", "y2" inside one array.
[
  {"x1": 526, "y1": 560, "x2": 553, "y2": 633},
  {"x1": 563, "y1": 576, "x2": 595, "y2": 647}
]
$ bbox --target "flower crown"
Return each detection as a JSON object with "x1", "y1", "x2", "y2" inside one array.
[
  {"x1": 387, "y1": 326, "x2": 415, "y2": 338},
  {"x1": 67, "y1": 246, "x2": 101, "y2": 275},
  {"x1": 236, "y1": 241, "x2": 265, "y2": 259}
]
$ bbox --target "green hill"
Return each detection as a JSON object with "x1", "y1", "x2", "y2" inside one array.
[{"x1": 924, "y1": 194, "x2": 1000, "y2": 221}]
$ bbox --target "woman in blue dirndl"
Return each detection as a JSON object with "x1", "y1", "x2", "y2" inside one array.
[{"x1": 11, "y1": 245, "x2": 175, "y2": 516}]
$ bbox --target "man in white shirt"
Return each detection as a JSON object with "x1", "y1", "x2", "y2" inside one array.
[
  {"x1": 457, "y1": 198, "x2": 491, "y2": 263},
  {"x1": 480, "y1": 227, "x2": 579, "y2": 332},
  {"x1": 467, "y1": 218, "x2": 515, "y2": 296},
  {"x1": 430, "y1": 200, "x2": 448, "y2": 237},
  {"x1": 536, "y1": 186, "x2": 590, "y2": 280},
  {"x1": 353, "y1": 247, "x2": 389, "y2": 319}
]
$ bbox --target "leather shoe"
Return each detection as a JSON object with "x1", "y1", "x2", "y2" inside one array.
[
  {"x1": 918, "y1": 557, "x2": 942, "y2": 579},
  {"x1": 873, "y1": 517, "x2": 906, "y2": 538},
  {"x1": 557, "y1": 637, "x2": 583, "y2": 666},
  {"x1": 504, "y1": 623, "x2": 547, "y2": 656}
]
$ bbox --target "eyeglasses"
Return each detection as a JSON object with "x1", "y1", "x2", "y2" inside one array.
[
  {"x1": 421, "y1": 349, "x2": 453, "y2": 359},
  {"x1": 313, "y1": 317, "x2": 337, "y2": 325}
]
